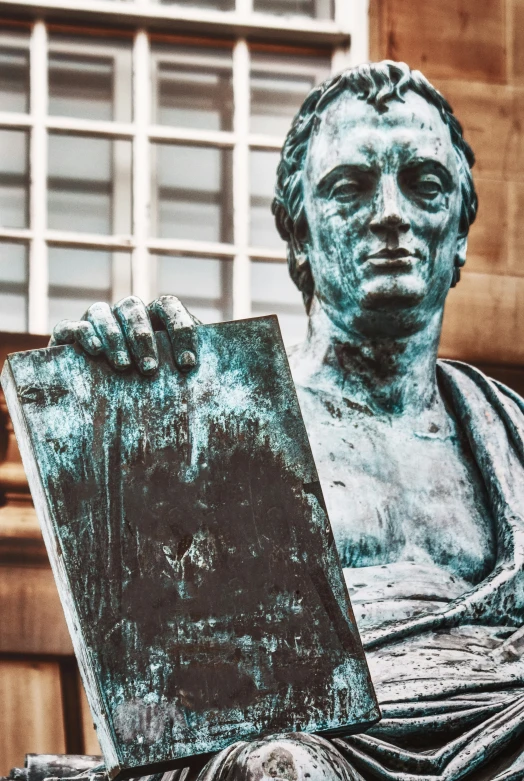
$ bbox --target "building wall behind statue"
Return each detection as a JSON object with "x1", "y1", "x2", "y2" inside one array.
[
  {"x1": 0, "y1": 332, "x2": 101, "y2": 772},
  {"x1": 371, "y1": 0, "x2": 524, "y2": 370}
]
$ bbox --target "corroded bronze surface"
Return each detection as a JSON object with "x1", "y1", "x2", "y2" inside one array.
[{"x1": 1, "y1": 317, "x2": 377, "y2": 779}]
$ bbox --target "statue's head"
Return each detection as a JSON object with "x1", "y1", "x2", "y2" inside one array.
[{"x1": 272, "y1": 61, "x2": 477, "y2": 337}]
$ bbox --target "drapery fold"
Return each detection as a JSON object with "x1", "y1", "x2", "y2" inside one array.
[{"x1": 335, "y1": 361, "x2": 524, "y2": 780}]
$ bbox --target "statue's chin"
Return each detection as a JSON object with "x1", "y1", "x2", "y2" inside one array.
[
  {"x1": 339, "y1": 276, "x2": 434, "y2": 338},
  {"x1": 359, "y1": 275, "x2": 427, "y2": 312},
  {"x1": 315, "y1": 274, "x2": 440, "y2": 338}
]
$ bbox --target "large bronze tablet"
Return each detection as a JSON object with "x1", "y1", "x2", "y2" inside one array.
[{"x1": 1, "y1": 316, "x2": 378, "y2": 779}]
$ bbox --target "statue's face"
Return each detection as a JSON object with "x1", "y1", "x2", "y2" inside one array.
[{"x1": 303, "y1": 90, "x2": 466, "y2": 336}]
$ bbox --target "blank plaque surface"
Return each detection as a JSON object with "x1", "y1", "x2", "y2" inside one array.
[{"x1": 1, "y1": 316, "x2": 378, "y2": 779}]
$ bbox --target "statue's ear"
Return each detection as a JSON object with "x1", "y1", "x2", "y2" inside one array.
[
  {"x1": 456, "y1": 235, "x2": 468, "y2": 269},
  {"x1": 451, "y1": 235, "x2": 468, "y2": 287},
  {"x1": 290, "y1": 236, "x2": 310, "y2": 270},
  {"x1": 291, "y1": 212, "x2": 311, "y2": 269},
  {"x1": 288, "y1": 222, "x2": 315, "y2": 311}
]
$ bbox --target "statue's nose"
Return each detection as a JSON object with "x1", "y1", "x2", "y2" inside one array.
[
  {"x1": 369, "y1": 177, "x2": 409, "y2": 238},
  {"x1": 370, "y1": 212, "x2": 410, "y2": 236}
]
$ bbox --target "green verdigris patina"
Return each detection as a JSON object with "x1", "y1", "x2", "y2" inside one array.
[
  {"x1": 43, "y1": 61, "x2": 524, "y2": 779},
  {"x1": 1, "y1": 317, "x2": 378, "y2": 778}
]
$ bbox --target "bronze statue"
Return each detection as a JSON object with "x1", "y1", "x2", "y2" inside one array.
[{"x1": 51, "y1": 61, "x2": 524, "y2": 780}]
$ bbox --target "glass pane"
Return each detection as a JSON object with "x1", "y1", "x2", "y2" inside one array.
[
  {"x1": 251, "y1": 260, "x2": 307, "y2": 346},
  {"x1": 152, "y1": 143, "x2": 233, "y2": 243},
  {"x1": 250, "y1": 149, "x2": 283, "y2": 249},
  {"x1": 153, "y1": 45, "x2": 233, "y2": 131},
  {"x1": 0, "y1": 34, "x2": 30, "y2": 113},
  {"x1": 153, "y1": 255, "x2": 232, "y2": 323},
  {"x1": 253, "y1": 0, "x2": 333, "y2": 18},
  {"x1": 0, "y1": 242, "x2": 27, "y2": 332},
  {"x1": 250, "y1": 53, "x2": 330, "y2": 135},
  {"x1": 49, "y1": 35, "x2": 132, "y2": 122},
  {"x1": 152, "y1": 0, "x2": 234, "y2": 9},
  {"x1": 0, "y1": 129, "x2": 28, "y2": 229},
  {"x1": 48, "y1": 247, "x2": 132, "y2": 330},
  {"x1": 48, "y1": 134, "x2": 132, "y2": 235}
]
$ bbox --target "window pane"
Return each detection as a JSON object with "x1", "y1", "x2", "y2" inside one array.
[
  {"x1": 0, "y1": 34, "x2": 30, "y2": 113},
  {"x1": 48, "y1": 247, "x2": 132, "y2": 330},
  {"x1": 0, "y1": 129, "x2": 28, "y2": 229},
  {"x1": 152, "y1": 45, "x2": 233, "y2": 131},
  {"x1": 48, "y1": 134, "x2": 132, "y2": 235},
  {"x1": 250, "y1": 149, "x2": 283, "y2": 249},
  {"x1": 0, "y1": 242, "x2": 27, "y2": 332},
  {"x1": 152, "y1": 255, "x2": 232, "y2": 323},
  {"x1": 250, "y1": 53, "x2": 330, "y2": 135},
  {"x1": 253, "y1": 0, "x2": 333, "y2": 18},
  {"x1": 152, "y1": 143, "x2": 233, "y2": 243},
  {"x1": 251, "y1": 260, "x2": 307, "y2": 346},
  {"x1": 49, "y1": 35, "x2": 132, "y2": 122},
  {"x1": 152, "y1": 0, "x2": 234, "y2": 9}
]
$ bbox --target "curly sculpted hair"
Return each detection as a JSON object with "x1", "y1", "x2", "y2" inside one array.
[{"x1": 271, "y1": 60, "x2": 478, "y2": 312}]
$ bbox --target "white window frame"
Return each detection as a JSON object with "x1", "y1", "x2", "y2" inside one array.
[{"x1": 0, "y1": 0, "x2": 368, "y2": 333}]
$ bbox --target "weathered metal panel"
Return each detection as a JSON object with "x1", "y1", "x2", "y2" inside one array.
[{"x1": 1, "y1": 316, "x2": 378, "y2": 779}]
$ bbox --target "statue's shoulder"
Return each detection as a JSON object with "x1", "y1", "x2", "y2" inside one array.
[{"x1": 437, "y1": 358, "x2": 524, "y2": 417}]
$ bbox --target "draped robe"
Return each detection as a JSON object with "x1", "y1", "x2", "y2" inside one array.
[{"x1": 198, "y1": 361, "x2": 524, "y2": 781}]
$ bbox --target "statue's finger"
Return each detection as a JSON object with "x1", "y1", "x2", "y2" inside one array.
[
  {"x1": 113, "y1": 296, "x2": 158, "y2": 375},
  {"x1": 148, "y1": 294, "x2": 200, "y2": 333},
  {"x1": 49, "y1": 319, "x2": 74, "y2": 346},
  {"x1": 50, "y1": 320, "x2": 103, "y2": 356},
  {"x1": 148, "y1": 295, "x2": 201, "y2": 370},
  {"x1": 86, "y1": 302, "x2": 131, "y2": 371}
]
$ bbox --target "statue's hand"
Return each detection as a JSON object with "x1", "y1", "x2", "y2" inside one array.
[{"x1": 49, "y1": 294, "x2": 199, "y2": 375}]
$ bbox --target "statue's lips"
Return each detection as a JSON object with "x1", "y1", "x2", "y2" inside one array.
[{"x1": 366, "y1": 249, "x2": 420, "y2": 272}]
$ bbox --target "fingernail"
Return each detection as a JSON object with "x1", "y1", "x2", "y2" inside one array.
[
  {"x1": 91, "y1": 337, "x2": 102, "y2": 352},
  {"x1": 114, "y1": 351, "x2": 131, "y2": 368},
  {"x1": 177, "y1": 350, "x2": 197, "y2": 371},
  {"x1": 140, "y1": 356, "x2": 158, "y2": 374}
]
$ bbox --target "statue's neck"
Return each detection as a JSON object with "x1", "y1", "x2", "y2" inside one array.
[{"x1": 292, "y1": 298, "x2": 444, "y2": 417}]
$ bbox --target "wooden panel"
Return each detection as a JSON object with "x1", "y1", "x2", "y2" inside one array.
[
  {"x1": 508, "y1": 180, "x2": 524, "y2": 275},
  {"x1": 368, "y1": 0, "x2": 382, "y2": 62},
  {"x1": 374, "y1": 0, "x2": 506, "y2": 84},
  {"x1": 511, "y1": 0, "x2": 524, "y2": 83},
  {"x1": 0, "y1": 566, "x2": 73, "y2": 655},
  {"x1": 466, "y1": 178, "x2": 508, "y2": 274},
  {"x1": 78, "y1": 673, "x2": 101, "y2": 757},
  {"x1": 0, "y1": 333, "x2": 49, "y2": 369},
  {"x1": 476, "y1": 363, "x2": 524, "y2": 397},
  {"x1": 434, "y1": 80, "x2": 524, "y2": 182},
  {"x1": 440, "y1": 271, "x2": 524, "y2": 364},
  {"x1": 0, "y1": 660, "x2": 66, "y2": 774},
  {"x1": 0, "y1": 503, "x2": 39, "y2": 538},
  {"x1": 0, "y1": 503, "x2": 47, "y2": 565}
]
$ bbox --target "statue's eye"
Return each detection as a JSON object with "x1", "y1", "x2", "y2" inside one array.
[
  {"x1": 408, "y1": 173, "x2": 443, "y2": 199},
  {"x1": 330, "y1": 177, "x2": 369, "y2": 202},
  {"x1": 418, "y1": 176, "x2": 443, "y2": 196}
]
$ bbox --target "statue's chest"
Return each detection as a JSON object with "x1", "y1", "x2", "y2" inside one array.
[{"x1": 297, "y1": 388, "x2": 496, "y2": 584}]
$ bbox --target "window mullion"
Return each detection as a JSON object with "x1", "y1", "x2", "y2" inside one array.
[
  {"x1": 232, "y1": 37, "x2": 251, "y2": 320},
  {"x1": 28, "y1": 19, "x2": 48, "y2": 334},
  {"x1": 113, "y1": 48, "x2": 134, "y2": 302},
  {"x1": 333, "y1": 0, "x2": 369, "y2": 72},
  {"x1": 236, "y1": 0, "x2": 253, "y2": 17},
  {"x1": 132, "y1": 29, "x2": 151, "y2": 304}
]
